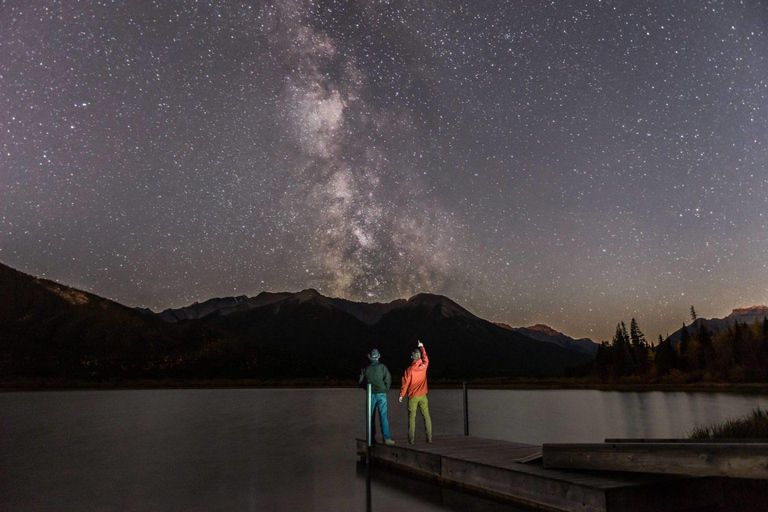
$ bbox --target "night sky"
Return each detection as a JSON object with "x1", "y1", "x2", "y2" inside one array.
[{"x1": 1, "y1": 1, "x2": 767, "y2": 341}]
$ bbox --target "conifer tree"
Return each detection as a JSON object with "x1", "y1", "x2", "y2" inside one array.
[
  {"x1": 629, "y1": 318, "x2": 649, "y2": 374},
  {"x1": 654, "y1": 335, "x2": 675, "y2": 376},
  {"x1": 593, "y1": 342, "x2": 610, "y2": 380},
  {"x1": 629, "y1": 318, "x2": 647, "y2": 348},
  {"x1": 690, "y1": 306, "x2": 697, "y2": 321},
  {"x1": 678, "y1": 323, "x2": 690, "y2": 370},
  {"x1": 613, "y1": 321, "x2": 636, "y2": 376},
  {"x1": 732, "y1": 321, "x2": 743, "y2": 363},
  {"x1": 697, "y1": 322, "x2": 713, "y2": 370},
  {"x1": 611, "y1": 323, "x2": 625, "y2": 349},
  {"x1": 591, "y1": 314, "x2": 768, "y2": 383}
]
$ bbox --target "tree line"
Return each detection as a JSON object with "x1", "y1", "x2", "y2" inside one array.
[{"x1": 579, "y1": 311, "x2": 768, "y2": 383}]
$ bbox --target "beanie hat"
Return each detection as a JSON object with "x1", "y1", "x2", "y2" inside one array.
[
  {"x1": 411, "y1": 349, "x2": 421, "y2": 360},
  {"x1": 369, "y1": 349, "x2": 380, "y2": 360}
]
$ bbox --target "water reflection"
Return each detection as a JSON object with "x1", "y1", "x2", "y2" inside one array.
[
  {"x1": 365, "y1": 457, "x2": 372, "y2": 512},
  {"x1": 356, "y1": 461, "x2": 528, "y2": 512},
  {"x1": 1, "y1": 388, "x2": 767, "y2": 511}
]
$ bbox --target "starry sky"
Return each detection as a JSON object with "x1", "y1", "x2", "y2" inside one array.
[{"x1": 1, "y1": 1, "x2": 767, "y2": 341}]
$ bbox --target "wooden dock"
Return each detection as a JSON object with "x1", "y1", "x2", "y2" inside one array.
[{"x1": 356, "y1": 435, "x2": 730, "y2": 512}]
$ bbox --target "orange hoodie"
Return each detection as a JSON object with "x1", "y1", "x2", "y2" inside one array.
[{"x1": 400, "y1": 346, "x2": 429, "y2": 398}]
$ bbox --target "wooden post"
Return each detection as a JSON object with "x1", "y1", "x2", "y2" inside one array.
[{"x1": 463, "y1": 381, "x2": 469, "y2": 436}]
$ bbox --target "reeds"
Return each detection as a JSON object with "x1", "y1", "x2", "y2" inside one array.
[{"x1": 690, "y1": 408, "x2": 768, "y2": 439}]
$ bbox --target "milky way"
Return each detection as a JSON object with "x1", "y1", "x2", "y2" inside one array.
[{"x1": 1, "y1": 1, "x2": 767, "y2": 340}]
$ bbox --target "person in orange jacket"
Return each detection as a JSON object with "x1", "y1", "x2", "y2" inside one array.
[{"x1": 399, "y1": 340, "x2": 432, "y2": 444}]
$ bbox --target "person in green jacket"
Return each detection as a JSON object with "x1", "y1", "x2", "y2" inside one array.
[{"x1": 359, "y1": 349, "x2": 395, "y2": 445}]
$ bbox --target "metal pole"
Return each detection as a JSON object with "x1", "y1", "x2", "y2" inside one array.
[
  {"x1": 365, "y1": 460, "x2": 372, "y2": 512},
  {"x1": 364, "y1": 383, "x2": 374, "y2": 510},
  {"x1": 463, "y1": 381, "x2": 469, "y2": 436},
  {"x1": 366, "y1": 383, "x2": 372, "y2": 463}
]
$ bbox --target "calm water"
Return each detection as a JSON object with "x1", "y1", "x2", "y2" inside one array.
[{"x1": 2, "y1": 388, "x2": 768, "y2": 511}]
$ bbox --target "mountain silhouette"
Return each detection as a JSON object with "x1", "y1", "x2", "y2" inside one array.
[
  {"x1": 158, "y1": 289, "x2": 594, "y2": 379},
  {"x1": 152, "y1": 289, "x2": 407, "y2": 326},
  {"x1": 0, "y1": 261, "x2": 223, "y2": 380},
  {"x1": 497, "y1": 323, "x2": 598, "y2": 356},
  {"x1": 667, "y1": 306, "x2": 768, "y2": 344},
  {"x1": 0, "y1": 261, "x2": 277, "y2": 381},
  {"x1": 0, "y1": 261, "x2": 593, "y2": 382},
  {"x1": 370, "y1": 294, "x2": 589, "y2": 378},
  {"x1": 155, "y1": 292, "x2": 293, "y2": 322}
]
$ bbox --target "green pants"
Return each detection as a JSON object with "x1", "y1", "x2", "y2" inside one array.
[{"x1": 407, "y1": 394, "x2": 432, "y2": 442}]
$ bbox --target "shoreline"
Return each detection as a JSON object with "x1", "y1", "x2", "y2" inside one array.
[{"x1": 3, "y1": 379, "x2": 768, "y2": 393}]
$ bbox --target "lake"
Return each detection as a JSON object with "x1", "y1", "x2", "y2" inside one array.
[{"x1": 2, "y1": 388, "x2": 767, "y2": 511}]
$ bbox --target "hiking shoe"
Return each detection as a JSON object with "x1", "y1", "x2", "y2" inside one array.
[{"x1": 384, "y1": 439, "x2": 395, "y2": 446}]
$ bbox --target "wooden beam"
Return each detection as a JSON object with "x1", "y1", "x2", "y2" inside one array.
[
  {"x1": 543, "y1": 442, "x2": 768, "y2": 479},
  {"x1": 605, "y1": 438, "x2": 768, "y2": 444}
]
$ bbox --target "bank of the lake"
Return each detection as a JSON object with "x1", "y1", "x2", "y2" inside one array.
[{"x1": 4, "y1": 377, "x2": 768, "y2": 393}]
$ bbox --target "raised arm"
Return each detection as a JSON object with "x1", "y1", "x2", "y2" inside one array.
[{"x1": 419, "y1": 345, "x2": 428, "y2": 369}]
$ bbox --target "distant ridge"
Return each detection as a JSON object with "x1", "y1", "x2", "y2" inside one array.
[
  {"x1": 0, "y1": 260, "x2": 227, "y2": 374},
  {"x1": 145, "y1": 291, "x2": 598, "y2": 356},
  {"x1": 496, "y1": 323, "x2": 599, "y2": 356},
  {"x1": 668, "y1": 306, "x2": 768, "y2": 343},
  {"x1": 143, "y1": 290, "x2": 482, "y2": 327},
  {"x1": 0, "y1": 260, "x2": 593, "y2": 381},
  {"x1": 177, "y1": 287, "x2": 595, "y2": 378},
  {"x1": 405, "y1": 293, "x2": 477, "y2": 318},
  {"x1": 152, "y1": 292, "x2": 294, "y2": 322},
  {"x1": 729, "y1": 305, "x2": 768, "y2": 321},
  {"x1": 146, "y1": 290, "x2": 406, "y2": 326}
]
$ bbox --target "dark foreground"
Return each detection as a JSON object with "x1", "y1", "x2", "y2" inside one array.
[
  {"x1": 357, "y1": 435, "x2": 768, "y2": 512},
  {"x1": 3, "y1": 388, "x2": 768, "y2": 511}
]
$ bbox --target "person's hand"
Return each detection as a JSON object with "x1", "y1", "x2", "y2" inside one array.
[
  {"x1": 399, "y1": 396, "x2": 403, "y2": 403},
  {"x1": 417, "y1": 340, "x2": 423, "y2": 347}
]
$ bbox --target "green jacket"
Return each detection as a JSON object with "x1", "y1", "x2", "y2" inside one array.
[{"x1": 359, "y1": 361, "x2": 392, "y2": 394}]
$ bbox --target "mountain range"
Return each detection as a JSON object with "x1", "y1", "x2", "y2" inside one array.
[
  {"x1": 151, "y1": 292, "x2": 599, "y2": 355},
  {"x1": 150, "y1": 289, "x2": 407, "y2": 326},
  {"x1": 495, "y1": 323, "x2": 599, "y2": 356},
  {"x1": 0, "y1": 260, "x2": 253, "y2": 380},
  {"x1": 0, "y1": 261, "x2": 594, "y2": 382},
  {"x1": 667, "y1": 306, "x2": 768, "y2": 344},
  {"x1": 138, "y1": 287, "x2": 596, "y2": 379}
]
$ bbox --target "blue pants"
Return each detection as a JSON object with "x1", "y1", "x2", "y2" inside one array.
[{"x1": 370, "y1": 393, "x2": 391, "y2": 441}]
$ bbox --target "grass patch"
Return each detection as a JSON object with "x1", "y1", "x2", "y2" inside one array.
[{"x1": 690, "y1": 408, "x2": 768, "y2": 439}]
